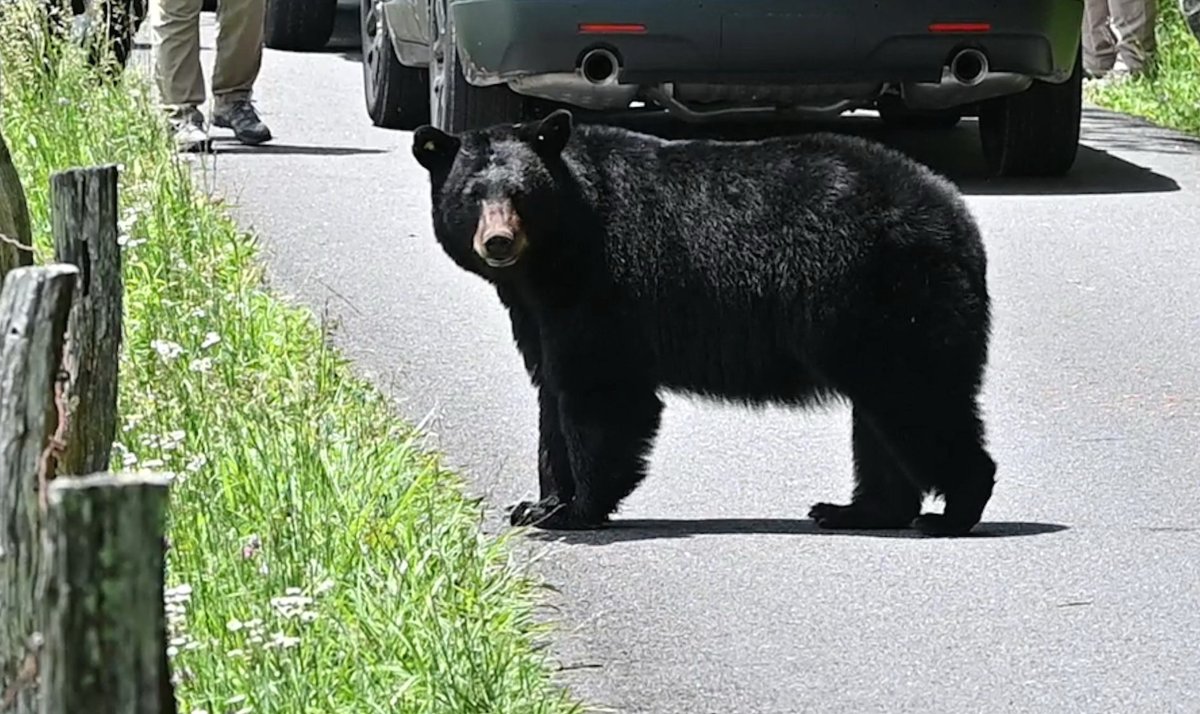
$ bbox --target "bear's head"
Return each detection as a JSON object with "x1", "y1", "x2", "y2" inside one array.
[{"x1": 411, "y1": 109, "x2": 575, "y2": 278}]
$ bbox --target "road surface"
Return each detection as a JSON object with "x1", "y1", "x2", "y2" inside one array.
[{"x1": 143, "y1": 14, "x2": 1200, "y2": 712}]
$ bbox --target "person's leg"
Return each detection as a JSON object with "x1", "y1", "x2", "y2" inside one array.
[
  {"x1": 210, "y1": 0, "x2": 272, "y2": 144},
  {"x1": 1110, "y1": 0, "x2": 1158, "y2": 75},
  {"x1": 1083, "y1": 0, "x2": 1118, "y2": 77},
  {"x1": 1180, "y1": 0, "x2": 1200, "y2": 42},
  {"x1": 149, "y1": 0, "x2": 210, "y2": 151}
]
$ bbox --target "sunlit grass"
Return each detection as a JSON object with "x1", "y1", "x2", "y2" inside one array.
[
  {"x1": 1086, "y1": 2, "x2": 1200, "y2": 136},
  {"x1": 0, "y1": 5, "x2": 580, "y2": 712}
]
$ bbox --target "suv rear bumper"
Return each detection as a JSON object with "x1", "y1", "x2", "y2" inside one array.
[{"x1": 450, "y1": 0, "x2": 1083, "y2": 90}]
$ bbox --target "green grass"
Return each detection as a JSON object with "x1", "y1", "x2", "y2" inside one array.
[
  {"x1": 1085, "y1": 1, "x2": 1200, "y2": 136},
  {"x1": 0, "y1": 5, "x2": 581, "y2": 713}
]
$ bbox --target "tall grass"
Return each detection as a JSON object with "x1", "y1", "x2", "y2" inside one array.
[
  {"x1": 1086, "y1": 1, "x2": 1200, "y2": 136},
  {"x1": 0, "y1": 4, "x2": 581, "y2": 712}
]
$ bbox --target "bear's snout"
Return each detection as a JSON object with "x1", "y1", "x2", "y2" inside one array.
[
  {"x1": 473, "y1": 198, "x2": 526, "y2": 268},
  {"x1": 483, "y1": 233, "x2": 516, "y2": 261}
]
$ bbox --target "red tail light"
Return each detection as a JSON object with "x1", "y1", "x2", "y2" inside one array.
[
  {"x1": 578, "y1": 23, "x2": 647, "y2": 34},
  {"x1": 928, "y1": 22, "x2": 992, "y2": 33}
]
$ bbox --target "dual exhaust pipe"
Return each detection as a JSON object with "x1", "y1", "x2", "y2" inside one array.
[{"x1": 579, "y1": 45, "x2": 987, "y2": 89}]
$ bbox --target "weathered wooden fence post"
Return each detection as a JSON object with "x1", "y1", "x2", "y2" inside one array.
[
  {"x1": 0, "y1": 265, "x2": 78, "y2": 713},
  {"x1": 50, "y1": 165, "x2": 122, "y2": 476},
  {"x1": 0, "y1": 129, "x2": 36, "y2": 280},
  {"x1": 38, "y1": 472, "x2": 176, "y2": 714}
]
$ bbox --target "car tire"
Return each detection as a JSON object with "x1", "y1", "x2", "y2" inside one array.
[
  {"x1": 977, "y1": 48, "x2": 1083, "y2": 177},
  {"x1": 95, "y1": 0, "x2": 147, "y2": 69},
  {"x1": 361, "y1": 0, "x2": 429, "y2": 129},
  {"x1": 263, "y1": 0, "x2": 336, "y2": 51},
  {"x1": 428, "y1": 1, "x2": 526, "y2": 133}
]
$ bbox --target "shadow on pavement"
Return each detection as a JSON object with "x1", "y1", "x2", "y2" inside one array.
[
  {"x1": 529, "y1": 518, "x2": 1069, "y2": 545},
  {"x1": 211, "y1": 141, "x2": 388, "y2": 156}
]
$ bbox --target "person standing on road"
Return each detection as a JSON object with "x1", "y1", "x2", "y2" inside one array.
[
  {"x1": 1181, "y1": 0, "x2": 1200, "y2": 42},
  {"x1": 149, "y1": 0, "x2": 273, "y2": 151},
  {"x1": 1082, "y1": 0, "x2": 1158, "y2": 79}
]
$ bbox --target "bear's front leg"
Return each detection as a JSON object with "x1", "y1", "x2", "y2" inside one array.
[
  {"x1": 510, "y1": 385, "x2": 582, "y2": 528},
  {"x1": 532, "y1": 386, "x2": 663, "y2": 530}
]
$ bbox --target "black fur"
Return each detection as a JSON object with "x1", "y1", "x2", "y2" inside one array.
[{"x1": 412, "y1": 109, "x2": 997, "y2": 537}]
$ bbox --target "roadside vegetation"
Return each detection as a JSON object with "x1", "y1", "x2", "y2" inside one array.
[
  {"x1": 1086, "y1": 2, "x2": 1200, "y2": 136},
  {"x1": 0, "y1": 4, "x2": 580, "y2": 712}
]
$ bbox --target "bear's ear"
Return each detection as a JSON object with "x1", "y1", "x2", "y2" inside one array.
[
  {"x1": 526, "y1": 109, "x2": 573, "y2": 155},
  {"x1": 412, "y1": 125, "x2": 461, "y2": 172}
]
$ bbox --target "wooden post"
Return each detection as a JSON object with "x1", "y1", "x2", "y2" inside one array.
[
  {"x1": 50, "y1": 165, "x2": 122, "y2": 476},
  {"x1": 1, "y1": 63, "x2": 35, "y2": 278},
  {"x1": 38, "y1": 472, "x2": 177, "y2": 714},
  {"x1": 0, "y1": 265, "x2": 78, "y2": 714},
  {"x1": 0, "y1": 126, "x2": 35, "y2": 280}
]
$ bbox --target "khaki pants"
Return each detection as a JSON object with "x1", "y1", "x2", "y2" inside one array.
[
  {"x1": 1082, "y1": 0, "x2": 1158, "y2": 75},
  {"x1": 150, "y1": 0, "x2": 265, "y2": 120}
]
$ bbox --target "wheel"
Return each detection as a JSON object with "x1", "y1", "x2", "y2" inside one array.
[
  {"x1": 67, "y1": 0, "x2": 146, "y2": 71},
  {"x1": 361, "y1": 0, "x2": 429, "y2": 128},
  {"x1": 977, "y1": 48, "x2": 1082, "y2": 177},
  {"x1": 877, "y1": 98, "x2": 962, "y2": 130},
  {"x1": 263, "y1": 0, "x2": 336, "y2": 51},
  {"x1": 428, "y1": 0, "x2": 526, "y2": 133}
]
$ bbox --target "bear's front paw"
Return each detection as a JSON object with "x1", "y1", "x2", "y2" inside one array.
[{"x1": 509, "y1": 497, "x2": 607, "y2": 530}]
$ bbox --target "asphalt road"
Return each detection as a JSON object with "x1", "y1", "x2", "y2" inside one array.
[{"x1": 145, "y1": 14, "x2": 1200, "y2": 712}]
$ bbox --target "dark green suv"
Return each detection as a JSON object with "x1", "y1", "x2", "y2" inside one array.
[{"x1": 358, "y1": 0, "x2": 1086, "y2": 177}]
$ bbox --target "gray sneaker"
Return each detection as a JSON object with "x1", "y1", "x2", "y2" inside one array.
[
  {"x1": 170, "y1": 111, "x2": 212, "y2": 153},
  {"x1": 212, "y1": 100, "x2": 272, "y2": 145}
]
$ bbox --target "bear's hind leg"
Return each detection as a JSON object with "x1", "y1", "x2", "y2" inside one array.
[
  {"x1": 810, "y1": 406, "x2": 924, "y2": 530},
  {"x1": 867, "y1": 395, "x2": 996, "y2": 537}
]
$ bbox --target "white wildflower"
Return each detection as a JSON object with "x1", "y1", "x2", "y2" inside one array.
[
  {"x1": 200, "y1": 331, "x2": 221, "y2": 349},
  {"x1": 226, "y1": 620, "x2": 244, "y2": 632},
  {"x1": 188, "y1": 357, "x2": 213, "y2": 373},
  {"x1": 151, "y1": 339, "x2": 184, "y2": 361},
  {"x1": 265, "y1": 632, "x2": 300, "y2": 649},
  {"x1": 191, "y1": 307, "x2": 207, "y2": 318},
  {"x1": 226, "y1": 649, "x2": 246, "y2": 658},
  {"x1": 165, "y1": 583, "x2": 193, "y2": 601},
  {"x1": 143, "y1": 458, "x2": 165, "y2": 469},
  {"x1": 166, "y1": 645, "x2": 179, "y2": 657},
  {"x1": 122, "y1": 451, "x2": 139, "y2": 467},
  {"x1": 186, "y1": 454, "x2": 208, "y2": 473},
  {"x1": 314, "y1": 579, "x2": 335, "y2": 596}
]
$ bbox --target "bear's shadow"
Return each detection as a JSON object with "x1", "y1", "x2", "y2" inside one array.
[{"x1": 525, "y1": 517, "x2": 1069, "y2": 545}]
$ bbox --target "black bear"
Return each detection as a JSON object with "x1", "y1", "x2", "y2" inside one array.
[{"x1": 411, "y1": 109, "x2": 997, "y2": 537}]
